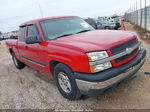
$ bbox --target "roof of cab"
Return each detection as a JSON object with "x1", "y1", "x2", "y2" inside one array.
[{"x1": 20, "y1": 16, "x2": 77, "y2": 27}]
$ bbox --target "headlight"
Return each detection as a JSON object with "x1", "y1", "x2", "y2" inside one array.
[
  {"x1": 90, "y1": 62, "x2": 112, "y2": 73},
  {"x1": 87, "y1": 51, "x2": 112, "y2": 73},
  {"x1": 87, "y1": 51, "x2": 108, "y2": 61}
]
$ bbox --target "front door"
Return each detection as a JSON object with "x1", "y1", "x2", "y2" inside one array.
[{"x1": 23, "y1": 23, "x2": 46, "y2": 73}]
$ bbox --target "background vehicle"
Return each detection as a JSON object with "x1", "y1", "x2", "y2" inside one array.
[
  {"x1": 0, "y1": 36, "x2": 2, "y2": 41},
  {"x1": 96, "y1": 20, "x2": 121, "y2": 30},
  {"x1": 0, "y1": 35, "x2": 11, "y2": 40},
  {"x1": 6, "y1": 16, "x2": 146, "y2": 100},
  {"x1": 84, "y1": 18, "x2": 98, "y2": 29}
]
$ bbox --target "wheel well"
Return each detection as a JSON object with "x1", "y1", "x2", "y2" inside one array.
[
  {"x1": 9, "y1": 48, "x2": 13, "y2": 54},
  {"x1": 50, "y1": 60, "x2": 60, "y2": 75},
  {"x1": 50, "y1": 60, "x2": 73, "y2": 76}
]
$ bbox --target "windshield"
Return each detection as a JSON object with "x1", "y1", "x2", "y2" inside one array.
[{"x1": 40, "y1": 17, "x2": 94, "y2": 40}]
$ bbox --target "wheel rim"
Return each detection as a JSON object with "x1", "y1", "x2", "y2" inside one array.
[
  {"x1": 58, "y1": 72, "x2": 72, "y2": 93},
  {"x1": 13, "y1": 56, "x2": 18, "y2": 67}
]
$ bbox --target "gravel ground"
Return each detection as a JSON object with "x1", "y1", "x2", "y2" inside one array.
[{"x1": 0, "y1": 22, "x2": 150, "y2": 110}]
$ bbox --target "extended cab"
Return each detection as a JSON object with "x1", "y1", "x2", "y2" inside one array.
[{"x1": 6, "y1": 16, "x2": 146, "y2": 100}]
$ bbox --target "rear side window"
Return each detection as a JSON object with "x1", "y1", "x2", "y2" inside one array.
[
  {"x1": 27, "y1": 24, "x2": 38, "y2": 38},
  {"x1": 19, "y1": 27, "x2": 26, "y2": 41}
]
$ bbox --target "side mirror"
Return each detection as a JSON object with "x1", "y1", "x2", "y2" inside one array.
[{"x1": 26, "y1": 36, "x2": 41, "y2": 44}]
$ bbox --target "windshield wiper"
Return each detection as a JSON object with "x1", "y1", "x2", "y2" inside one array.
[
  {"x1": 55, "y1": 33, "x2": 74, "y2": 39},
  {"x1": 54, "y1": 30, "x2": 92, "y2": 40},
  {"x1": 75, "y1": 29, "x2": 92, "y2": 34}
]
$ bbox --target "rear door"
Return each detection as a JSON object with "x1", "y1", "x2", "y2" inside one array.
[{"x1": 17, "y1": 25, "x2": 28, "y2": 59}]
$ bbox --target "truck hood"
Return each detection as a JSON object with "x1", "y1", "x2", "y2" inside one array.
[{"x1": 50, "y1": 30, "x2": 137, "y2": 53}]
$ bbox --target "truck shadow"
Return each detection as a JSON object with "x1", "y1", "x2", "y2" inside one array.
[{"x1": 25, "y1": 66, "x2": 55, "y2": 86}]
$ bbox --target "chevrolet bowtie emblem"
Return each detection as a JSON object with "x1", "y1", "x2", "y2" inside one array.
[{"x1": 126, "y1": 48, "x2": 132, "y2": 54}]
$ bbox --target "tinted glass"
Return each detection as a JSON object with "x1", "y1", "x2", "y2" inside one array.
[
  {"x1": 19, "y1": 27, "x2": 26, "y2": 41},
  {"x1": 84, "y1": 19, "x2": 97, "y2": 29},
  {"x1": 27, "y1": 25, "x2": 38, "y2": 37},
  {"x1": 40, "y1": 17, "x2": 94, "y2": 40}
]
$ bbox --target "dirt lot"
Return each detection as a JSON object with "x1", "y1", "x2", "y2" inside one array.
[{"x1": 0, "y1": 22, "x2": 150, "y2": 110}]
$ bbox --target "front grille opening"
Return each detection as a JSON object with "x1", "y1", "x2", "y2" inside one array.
[
  {"x1": 115, "y1": 48, "x2": 138, "y2": 63},
  {"x1": 110, "y1": 38, "x2": 137, "y2": 55},
  {"x1": 110, "y1": 38, "x2": 138, "y2": 64}
]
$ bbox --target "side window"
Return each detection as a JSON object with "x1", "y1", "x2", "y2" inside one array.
[
  {"x1": 27, "y1": 24, "x2": 38, "y2": 38},
  {"x1": 19, "y1": 26, "x2": 26, "y2": 41}
]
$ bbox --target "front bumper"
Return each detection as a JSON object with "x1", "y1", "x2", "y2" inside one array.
[{"x1": 74, "y1": 48, "x2": 146, "y2": 96}]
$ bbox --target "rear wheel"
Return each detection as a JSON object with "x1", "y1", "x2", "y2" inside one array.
[
  {"x1": 12, "y1": 53, "x2": 25, "y2": 69},
  {"x1": 54, "y1": 63, "x2": 81, "y2": 100},
  {"x1": 104, "y1": 26, "x2": 109, "y2": 30}
]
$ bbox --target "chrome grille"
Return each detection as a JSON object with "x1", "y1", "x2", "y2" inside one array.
[{"x1": 110, "y1": 39, "x2": 137, "y2": 63}]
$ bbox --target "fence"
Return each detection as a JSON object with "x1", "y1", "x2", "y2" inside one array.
[{"x1": 124, "y1": 0, "x2": 150, "y2": 31}]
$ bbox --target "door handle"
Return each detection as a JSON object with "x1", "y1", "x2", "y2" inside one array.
[{"x1": 25, "y1": 46, "x2": 28, "y2": 49}]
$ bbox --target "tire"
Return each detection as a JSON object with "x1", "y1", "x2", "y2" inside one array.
[
  {"x1": 12, "y1": 53, "x2": 26, "y2": 69},
  {"x1": 115, "y1": 27, "x2": 119, "y2": 30},
  {"x1": 104, "y1": 26, "x2": 109, "y2": 30},
  {"x1": 54, "y1": 63, "x2": 81, "y2": 100},
  {"x1": 114, "y1": 26, "x2": 119, "y2": 30}
]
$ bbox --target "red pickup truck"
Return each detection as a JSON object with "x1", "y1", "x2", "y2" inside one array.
[{"x1": 6, "y1": 16, "x2": 146, "y2": 100}]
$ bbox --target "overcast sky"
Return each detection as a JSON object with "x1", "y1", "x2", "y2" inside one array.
[{"x1": 0, "y1": 0, "x2": 137, "y2": 33}]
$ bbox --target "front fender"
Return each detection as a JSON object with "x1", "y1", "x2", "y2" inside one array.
[{"x1": 47, "y1": 52, "x2": 91, "y2": 74}]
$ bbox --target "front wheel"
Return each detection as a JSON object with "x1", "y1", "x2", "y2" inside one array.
[
  {"x1": 54, "y1": 63, "x2": 81, "y2": 100},
  {"x1": 12, "y1": 53, "x2": 26, "y2": 69}
]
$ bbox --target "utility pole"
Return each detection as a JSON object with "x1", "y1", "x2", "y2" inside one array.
[
  {"x1": 144, "y1": 0, "x2": 147, "y2": 29},
  {"x1": 140, "y1": 0, "x2": 142, "y2": 27},
  {"x1": 134, "y1": 3, "x2": 136, "y2": 24},
  {"x1": 136, "y1": 2, "x2": 138, "y2": 25}
]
